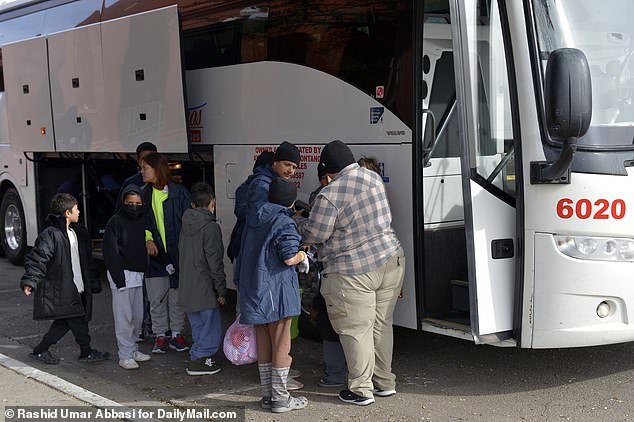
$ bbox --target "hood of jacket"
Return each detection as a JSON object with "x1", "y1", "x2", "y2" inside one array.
[
  {"x1": 181, "y1": 207, "x2": 216, "y2": 236},
  {"x1": 117, "y1": 183, "x2": 144, "y2": 220},
  {"x1": 45, "y1": 213, "x2": 67, "y2": 231},
  {"x1": 247, "y1": 202, "x2": 293, "y2": 228},
  {"x1": 253, "y1": 164, "x2": 277, "y2": 181},
  {"x1": 119, "y1": 183, "x2": 143, "y2": 202}
]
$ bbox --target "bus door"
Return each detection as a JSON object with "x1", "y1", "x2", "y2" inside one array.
[{"x1": 449, "y1": 0, "x2": 519, "y2": 344}]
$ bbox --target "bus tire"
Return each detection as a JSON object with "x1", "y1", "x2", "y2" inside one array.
[{"x1": 0, "y1": 188, "x2": 26, "y2": 265}]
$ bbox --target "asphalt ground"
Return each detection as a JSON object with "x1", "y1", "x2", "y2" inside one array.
[{"x1": 1, "y1": 256, "x2": 634, "y2": 421}]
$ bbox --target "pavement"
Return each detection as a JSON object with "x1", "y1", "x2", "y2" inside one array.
[
  {"x1": 0, "y1": 361, "x2": 90, "y2": 407},
  {"x1": 2, "y1": 256, "x2": 634, "y2": 421}
]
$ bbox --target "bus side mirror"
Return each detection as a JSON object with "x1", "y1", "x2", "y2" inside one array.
[{"x1": 531, "y1": 48, "x2": 592, "y2": 184}]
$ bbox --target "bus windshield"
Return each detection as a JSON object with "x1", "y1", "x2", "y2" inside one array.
[{"x1": 532, "y1": 0, "x2": 634, "y2": 149}]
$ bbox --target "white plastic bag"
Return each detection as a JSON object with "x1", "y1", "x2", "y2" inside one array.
[{"x1": 223, "y1": 318, "x2": 257, "y2": 365}]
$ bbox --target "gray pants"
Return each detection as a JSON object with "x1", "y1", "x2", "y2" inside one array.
[
  {"x1": 111, "y1": 286, "x2": 143, "y2": 360},
  {"x1": 145, "y1": 277, "x2": 186, "y2": 337}
]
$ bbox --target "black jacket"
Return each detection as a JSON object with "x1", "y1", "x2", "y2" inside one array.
[
  {"x1": 20, "y1": 214, "x2": 100, "y2": 321},
  {"x1": 103, "y1": 184, "x2": 146, "y2": 289}
]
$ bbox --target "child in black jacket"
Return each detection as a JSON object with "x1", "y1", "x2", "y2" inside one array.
[
  {"x1": 103, "y1": 184, "x2": 152, "y2": 370},
  {"x1": 21, "y1": 193, "x2": 109, "y2": 364}
]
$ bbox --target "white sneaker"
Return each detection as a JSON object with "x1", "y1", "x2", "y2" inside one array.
[
  {"x1": 133, "y1": 351, "x2": 151, "y2": 362},
  {"x1": 119, "y1": 359, "x2": 139, "y2": 370}
]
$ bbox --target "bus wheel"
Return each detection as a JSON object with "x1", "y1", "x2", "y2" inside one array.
[{"x1": 0, "y1": 188, "x2": 26, "y2": 265}]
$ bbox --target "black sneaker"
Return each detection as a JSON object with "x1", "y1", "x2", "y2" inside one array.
[
  {"x1": 372, "y1": 388, "x2": 396, "y2": 397},
  {"x1": 29, "y1": 351, "x2": 60, "y2": 365},
  {"x1": 338, "y1": 389, "x2": 375, "y2": 406},
  {"x1": 78, "y1": 350, "x2": 110, "y2": 363},
  {"x1": 186, "y1": 357, "x2": 221, "y2": 376}
]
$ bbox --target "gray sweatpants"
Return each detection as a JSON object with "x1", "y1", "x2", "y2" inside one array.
[
  {"x1": 111, "y1": 286, "x2": 143, "y2": 360},
  {"x1": 145, "y1": 276, "x2": 186, "y2": 337}
]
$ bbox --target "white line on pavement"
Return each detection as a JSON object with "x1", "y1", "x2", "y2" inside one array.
[{"x1": 0, "y1": 352, "x2": 159, "y2": 422}]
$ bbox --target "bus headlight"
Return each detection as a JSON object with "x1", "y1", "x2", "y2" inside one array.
[{"x1": 555, "y1": 235, "x2": 634, "y2": 261}]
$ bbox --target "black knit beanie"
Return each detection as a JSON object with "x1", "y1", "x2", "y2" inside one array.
[
  {"x1": 268, "y1": 177, "x2": 297, "y2": 207},
  {"x1": 273, "y1": 141, "x2": 300, "y2": 166},
  {"x1": 320, "y1": 140, "x2": 355, "y2": 174},
  {"x1": 253, "y1": 151, "x2": 275, "y2": 171},
  {"x1": 317, "y1": 161, "x2": 327, "y2": 179}
]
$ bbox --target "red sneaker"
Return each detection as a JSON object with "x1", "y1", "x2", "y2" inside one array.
[
  {"x1": 152, "y1": 336, "x2": 169, "y2": 354},
  {"x1": 169, "y1": 335, "x2": 190, "y2": 352}
]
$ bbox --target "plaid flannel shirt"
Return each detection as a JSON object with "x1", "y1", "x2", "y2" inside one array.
[{"x1": 297, "y1": 163, "x2": 401, "y2": 275}]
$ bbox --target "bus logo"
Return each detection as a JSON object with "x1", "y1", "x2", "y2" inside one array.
[{"x1": 370, "y1": 107, "x2": 384, "y2": 124}]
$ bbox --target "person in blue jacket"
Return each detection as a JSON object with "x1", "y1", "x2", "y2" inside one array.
[
  {"x1": 227, "y1": 151, "x2": 275, "y2": 263},
  {"x1": 235, "y1": 177, "x2": 309, "y2": 414},
  {"x1": 140, "y1": 152, "x2": 191, "y2": 355}
]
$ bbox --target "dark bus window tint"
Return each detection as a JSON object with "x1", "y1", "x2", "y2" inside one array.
[
  {"x1": 182, "y1": 1, "x2": 412, "y2": 126},
  {"x1": 183, "y1": 23, "x2": 241, "y2": 70},
  {"x1": 42, "y1": 0, "x2": 101, "y2": 34}
]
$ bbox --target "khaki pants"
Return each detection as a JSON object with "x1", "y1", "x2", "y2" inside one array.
[{"x1": 320, "y1": 249, "x2": 405, "y2": 398}]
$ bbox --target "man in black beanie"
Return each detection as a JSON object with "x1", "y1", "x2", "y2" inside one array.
[
  {"x1": 296, "y1": 139, "x2": 404, "y2": 406},
  {"x1": 246, "y1": 141, "x2": 300, "y2": 215}
]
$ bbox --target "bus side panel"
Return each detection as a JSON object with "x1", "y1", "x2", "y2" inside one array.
[
  {"x1": 214, "y1": 143, "x2": 417, "y2": 330},
  {"x1": 3, "y1": 36, "x2": 56, "y2": 152},
  {"x1": 48, "y1": 24, "x2": 108, "y2": 152},
  {"x1": 101, "y1": 6, "x2": 188, "y2": 153},
  {"x1": 186, "y1": 62, "x2": 411, "y2": 146}
]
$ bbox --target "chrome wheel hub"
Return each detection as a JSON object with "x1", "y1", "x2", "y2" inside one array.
[{"x1": 4, "y1": 204, "x2": 22, "y2": 251}]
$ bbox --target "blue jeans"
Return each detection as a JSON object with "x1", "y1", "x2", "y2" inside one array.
[{"x1": 187, "y1": 308, "x2": 222, "y2": 360}]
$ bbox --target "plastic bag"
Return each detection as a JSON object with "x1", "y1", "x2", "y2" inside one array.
[{"x1": 223, "y1": 318, "x2": 257, "y2": 365}]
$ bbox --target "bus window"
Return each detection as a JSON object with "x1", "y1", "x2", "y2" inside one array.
[
  {"x1": 184, "y1": 23, "x2": 241, "y2": 70},
  {"x1": 0, "y1": 10, "x2": 46, "y2": 45},
  {"x1": 429, "y1": 51, "x2": 460, "y2": 159},
  {"x1": 473, "y1": 6, "x2": 516, "y2": 199},
  {"x1": 41, "y1": 0, "x2": 101, "y2": 34},
  {"x1": 182, "y1": 0, "x2": 412, "y2": 127}
]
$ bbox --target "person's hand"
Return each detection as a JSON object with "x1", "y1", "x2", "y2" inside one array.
[
  {"x1": 300, "y1": 244, "x2": 312, "y2": 252},
  {"x1": 297, "y1": 252, "x2": 310, "y2": 274},
  {"x1": 23, "y1": 286, "x2": 32, "y2": 296},
  {"x1": 218, "y1": 296, "x2": 226, "y2": 306},
  {"x1": 146, "y1": 240, "x2": 158, "y2": 256}
]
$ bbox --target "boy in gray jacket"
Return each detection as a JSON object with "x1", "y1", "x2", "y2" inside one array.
[{"x1": 178, "y1": 182, "x2": 226, "y2": 375}]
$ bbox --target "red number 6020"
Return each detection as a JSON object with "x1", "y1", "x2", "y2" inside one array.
[{"x1": 556, "y1": 198, "x2": 626, "y2": 220}]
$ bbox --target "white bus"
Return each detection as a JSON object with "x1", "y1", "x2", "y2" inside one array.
[{"x1": 0, "y1": 0, "x2": 633, "y2": 349}]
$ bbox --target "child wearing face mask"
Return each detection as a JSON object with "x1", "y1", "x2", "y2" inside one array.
[{"x1": 103, "y1": 184, "x2": 152, "y2": 370}]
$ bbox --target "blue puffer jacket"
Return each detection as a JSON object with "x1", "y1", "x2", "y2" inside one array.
[
  {"x1": 235, "y1": 202, "x2": 301, "y2": 325},
  {"x1": 246, "y1": 165, "x2": 277, "y2": 216},
  {"x1": 142, "y1": 181, "x2": 191, "y2": 287}
]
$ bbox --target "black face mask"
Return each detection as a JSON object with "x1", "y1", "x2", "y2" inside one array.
[{"x1": 122, "y1": 204, "x2": 143, "y2": 218}]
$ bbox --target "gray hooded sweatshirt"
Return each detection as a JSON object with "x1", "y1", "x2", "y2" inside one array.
[{"x1": 177, "y1": 207, "x2": 226, "y2": 312}]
